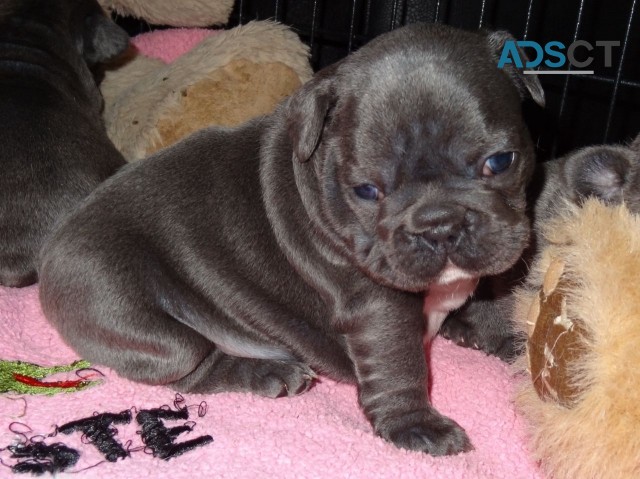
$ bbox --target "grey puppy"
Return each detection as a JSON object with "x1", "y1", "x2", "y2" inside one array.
[
  {"x1": 0, "y1": 0, "x2": 128, "y2": 287},
  {"x1": 39, "y1": 23, "x2": 544, "y2": 456},
  {"x1": 441, "y1": 133, "x2": 640, "y2": 360}
]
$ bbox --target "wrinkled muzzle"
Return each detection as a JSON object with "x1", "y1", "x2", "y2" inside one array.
[
  {"x1": 380, "y1": 202, "x2": 477, "y2": 278},
  {"x1": 369, "y1": 183, "x2": 529, "y2": 291}
]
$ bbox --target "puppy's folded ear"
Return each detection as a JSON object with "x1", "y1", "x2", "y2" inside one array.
[
  {"x1": 569, "y1": 148, "x2": 631, "y2": 204},
  {"x1": 80, "y1": 11, "x2": 129, "y2": 66},
  {"x1": 286, "y1": 63, "x2": 340, "y2": 162},
  {"x1": 486, "y1": 30, "x2": 546, "y2": 108}
]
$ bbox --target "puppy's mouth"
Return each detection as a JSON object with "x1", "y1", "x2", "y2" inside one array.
[
  {"x1": 377, "y1": 225, "x2": 484, "y2": 291},
  {"x1": 353, "y1": 219, "x2": 524, "y2": 293},
  {"x1": 355, "y1": 236, "x2": 482, "y2": 292}
]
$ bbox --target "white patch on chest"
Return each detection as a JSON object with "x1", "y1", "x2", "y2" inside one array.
[{"x1": 423, "y1": 263, "x2": 479, "y2": 339}]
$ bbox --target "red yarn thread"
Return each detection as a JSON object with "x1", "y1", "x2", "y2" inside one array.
[{"x1": 12, "y1": 373, "x2": 87, "y2": 389}]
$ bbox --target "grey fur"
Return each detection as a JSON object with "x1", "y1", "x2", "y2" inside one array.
[
  {"x1": 0, "y1": 0, "x2": 128, "y2": 287},
  {"x1": 441, "y1": 133, "x2": 640, "y2": 360},
  {"x1": 39, "y1": 23, "x2": 542, "y2": 456}
]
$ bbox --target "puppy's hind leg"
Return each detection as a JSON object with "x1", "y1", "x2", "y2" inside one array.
[
  {"x1": 172, "y1": 351, "x2": 317, "y2": 399},
  {"x1": 155, "y1": 281, "x2": 318, "y2": 399}
]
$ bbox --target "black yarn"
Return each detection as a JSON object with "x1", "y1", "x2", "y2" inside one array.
[
  {"x1": 4, "y1": 400, "x2": 213, "y2": 473},
  {"x1": 58, "y1": 410, "x2": 132, "y2": 462},
  {"x1": 173, "y1": 393, "x2": 186, "y2": 410},
  {"x1": 8, "y1": 442, "x2": 79, "y2": 475},
  {"x1": 136, "y1": 408, "x2": 213, "y2": 460}
]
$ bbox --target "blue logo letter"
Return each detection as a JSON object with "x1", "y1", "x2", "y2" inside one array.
[
  {"x1": 544, "y1": 41, "x2": 566, "y2": 68},
  {"x1": 498, "y1": 40, "x2": 523, "y2": 69},
  {"x1": 517, "y1": 41, "x2": 544, "y2": 68}
]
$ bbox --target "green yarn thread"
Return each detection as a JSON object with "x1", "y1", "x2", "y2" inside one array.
[{"x1": 0, "y1": 359, "x2": 100, "y2": 395}]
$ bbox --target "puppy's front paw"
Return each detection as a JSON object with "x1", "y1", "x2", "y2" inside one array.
[
  {"x1": 381, "y1": 410, "x2": 472, "y2": 456},
  {"x1": 440, "y1": 316, "x2": 521, "y2": 362}
]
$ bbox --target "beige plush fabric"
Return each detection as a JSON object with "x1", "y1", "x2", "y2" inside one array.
[
  {"x1": 152, "y1": 59, "x2": 302, "y2": 154},
  {"x1": 101, "y1": 51, "x2": 165, "y2": 136},
  {"x1": 98, "y1": 0, "x2": 234, "y2": 27},
  {"x1": 513, "y1": 199, "x2": 640, "y2": 479},
  {"x1": 101, "y1": 21, "x2": 312, "y2": 161}
]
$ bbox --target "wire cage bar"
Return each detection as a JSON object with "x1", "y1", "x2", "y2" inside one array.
[{"x1": 227, "y1": 0, "x2": 640, "y2": 159}]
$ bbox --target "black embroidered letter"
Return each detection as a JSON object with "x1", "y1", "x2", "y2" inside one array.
[
  {"x1": 136, "y1": 407, "x2": 213, "y2": 460},
  {"x1": 9, "y1": 442, "x2": 80, "y2": 475},
  {"x1": 58, "y1": 410, "x2": 132, "y2": 462}
]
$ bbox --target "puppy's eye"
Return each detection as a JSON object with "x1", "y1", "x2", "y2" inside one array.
[
  {"x1": 483, "y1": 152, "x2": 515, "y2": 176},
  {"x1": 353, "y1": 184, "x2": 381, "y2": 201}
]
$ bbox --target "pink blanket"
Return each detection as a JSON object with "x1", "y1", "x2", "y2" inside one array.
[{"x1": 0, "y1": 285, "x2": 541, "y2": 478}]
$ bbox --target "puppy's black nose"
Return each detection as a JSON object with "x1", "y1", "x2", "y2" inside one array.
[{"x1": 410, "y1": 205, "x2": 465, "y2": 252}]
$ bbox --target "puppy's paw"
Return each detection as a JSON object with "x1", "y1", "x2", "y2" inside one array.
[
  {"x1": 439, "y1": 294, "x2": 526, "y2": 362},
  {"x1": 382, "y1": 410, "x2": 472, "y2": 456},
  {"x1": 440, "y1": 315, "x2": 521, "y2": 363},
  {"x1": 250, "y1": 361, "x2": 317, "y2": 398}
]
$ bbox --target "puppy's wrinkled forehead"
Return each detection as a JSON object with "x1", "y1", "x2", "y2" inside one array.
[
  {"x1": 333, "y1": 33, "x2": 529, "y2": 177},
  {"x1": 346, "y1": 27, "x2": 522, "y2": 111}
]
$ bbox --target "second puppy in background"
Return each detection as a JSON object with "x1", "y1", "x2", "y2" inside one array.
[
  {"x1": 0, "y1": 0, "x2": 128, "y2": 287},
  {"x1": 442, "y1": 133, "x2": 640, "y2": 359}
]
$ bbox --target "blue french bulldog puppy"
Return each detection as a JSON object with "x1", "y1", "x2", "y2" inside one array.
[
  {"x1": 39, "y1": 23, "x2": 543, "y2": 455},
  {"x1": 0, "y1": 0, "x2": 128, "y2": 287}
]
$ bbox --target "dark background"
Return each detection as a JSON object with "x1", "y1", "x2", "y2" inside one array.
[{"x1": 116, "y1": 0, "x2": 640, "y2": 160}]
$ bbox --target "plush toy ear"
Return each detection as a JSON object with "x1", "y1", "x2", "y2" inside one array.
[
  {"x1": 81, "y1": 12, "x2": 129, "y2": 66},
  {"x1": 286, "y1": 62, "x2": 340, "y2": 162},
  {"x1": 486, "y1": 30, "x2": 546, "y2": 108}
]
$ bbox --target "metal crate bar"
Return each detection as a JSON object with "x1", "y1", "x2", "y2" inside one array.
[
  {"x1": 553, "y1": 0, "x2": 587, "y2": 157},
  {"x1": 348, "y1": 0, "x2": 360, "y2": 52},
  {"x1": 479, "y1": 0, "x2": 497, "y2": 29},
  {"x1": 274, "y1": 0, "x2": 282, "y2": 21},
  {"x1": 219, "y1": 0, "x2": 639, "y2": 154},
  {"x1": 523, "y1": 0, "x2": 535, "y2": 40},
  {"x1": 389, "y1": 0, "x2": 402, "y2": 30},
  {"x1": 236, "y1": 0, "x2": 244, "y2": 24},
  {"x1": 309, "y1": 0, "x2": 320, "y2": 54},
  {"x1": 581, "y1": 74, "x2": 640, "y2": 89},
  {"x1": 604, "y1": 0, "x2": 637, "y2": 142},
  {"x1": 363, "y1": 0, "x2": 373, "y2": 38}
]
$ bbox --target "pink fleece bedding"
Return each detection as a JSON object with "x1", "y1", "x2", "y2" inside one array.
[
  {"x1": 0, "y1": 285, "x2": 541, "y2": 478},
  {"x1": 131, "y1": 28, "x2": 219, "y2": 63}
]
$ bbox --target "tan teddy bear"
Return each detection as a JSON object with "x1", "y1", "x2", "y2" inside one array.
[
  {"x1": 513, "y1": 199, "x2": 640, "y2": 479},
  {"x1": 98, "y1": 1, "x2": 312, "y2": 160}
]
